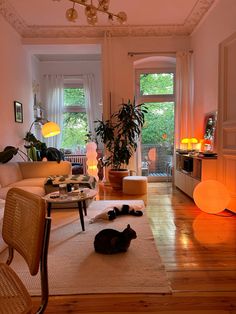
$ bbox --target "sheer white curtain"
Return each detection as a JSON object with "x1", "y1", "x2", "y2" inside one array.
[
  {"x1": 83, "y1": 74, "x2": 97, "y2": 138},
  {"x1": 175, "y1": 51, "x2": 194, "y2": 148},
  {"x1": 43, "y1": 74, "x2": 64, "y2": 149}
]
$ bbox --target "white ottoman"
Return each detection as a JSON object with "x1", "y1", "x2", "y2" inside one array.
[{"x1": 122, "y1": 176, "x2": 147, "y2": 195}]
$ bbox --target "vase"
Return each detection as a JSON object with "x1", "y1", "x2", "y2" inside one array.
[{"x1": 108, "y1": 169, "x2": 129, "y2": 190}]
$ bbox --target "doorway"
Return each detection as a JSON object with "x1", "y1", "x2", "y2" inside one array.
[
  {"x1": 135, "y1": 61, "x2": 176, "y2": 181},
  {"x1": 141, "y1": 101, "x2": 174, "y2": 181}
]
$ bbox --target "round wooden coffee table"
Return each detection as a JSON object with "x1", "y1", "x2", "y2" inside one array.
[{"x1": 43, "y1": 188, "x2": 97, "y2": 231}]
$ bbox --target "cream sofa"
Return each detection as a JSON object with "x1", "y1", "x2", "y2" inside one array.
[
  {"x1": 0, "y1": 161, "x2": 72, "y2": 200},
  {"x1": 0, "y1": 161, "x2": 72, "y2": 252}
]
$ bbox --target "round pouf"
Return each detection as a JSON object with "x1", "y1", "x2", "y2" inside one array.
[{"x1": 122, "y1": 176, "x2": 147, "y2": 195}]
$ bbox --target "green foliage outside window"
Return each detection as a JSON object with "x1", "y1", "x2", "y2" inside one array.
[
  {"x1": 61, "y1": 112, "x2": 88, "y2": 150},
  {"x1": 140, "y1": 71, "x2": 175, "y2": 146},
  {"x1": 141, "y1": 102, "x2": 174, "y2": 146},
  {"x1": 61, "y1": 87, "x2": 88, "y2": 151},
  {"x1": 140, "y1": 73, "x2": 174, "y2": 95},
  {"x1": 64, "y1": 88, "x2": 85, "y2": 106},
  {"x1": 64, "y1": 88, "x2": 85, "y2": 107}
]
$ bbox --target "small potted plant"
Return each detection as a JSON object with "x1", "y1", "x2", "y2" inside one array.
[
  {"x1": 24, "y1": 132, "x2": 63, "y2": 163},
  {"x1": 94, "y1": 99, "x2": 147, "y2": 189}
]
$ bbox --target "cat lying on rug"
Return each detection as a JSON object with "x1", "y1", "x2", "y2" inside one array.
[
  {"x1": 89, "y1": 204, "x2": 143, "y2": 223},
  {"x1": 94, "y1": 224, "x2": 137, "y2": 254}
]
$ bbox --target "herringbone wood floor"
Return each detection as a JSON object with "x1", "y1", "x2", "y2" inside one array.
[{"x1": 33, "y1": 182, "x2": 236, "y2": 313}]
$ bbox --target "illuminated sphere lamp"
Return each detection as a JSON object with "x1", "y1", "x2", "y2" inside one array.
[
  {"x1": 193, "y1": 180, "x2": 230, "y2": 214},
  {"x1": 41, "y1": 121, "x2": 61, "y2": 138}
]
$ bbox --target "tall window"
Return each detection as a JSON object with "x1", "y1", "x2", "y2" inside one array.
[
  {"x1": 136, "y1": 68, "x2": 175, "y2": 180},
  {"x1": 61, "y1": 82, "x2": 89, "y2": 153}
]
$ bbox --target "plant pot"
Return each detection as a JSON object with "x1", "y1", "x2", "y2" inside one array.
[{"x1": 108, "y1": 169, "x2": 129, "y2": 190}]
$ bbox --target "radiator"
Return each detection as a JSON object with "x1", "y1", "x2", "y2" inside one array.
[{"x1": 64, "y1": 154, "x2": 87, "y2": 174}]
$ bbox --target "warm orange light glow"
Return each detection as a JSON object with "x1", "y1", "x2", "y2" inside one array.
[
  {"x1": 88, "y1": 165, "x2": 97, "y2": 170},
  {"x1": 148, "y1": 148, "x2": 156, "y2": 162},
  {"x1": 86, "y1": 141, "x2": 98, "y2": 181},
  {"x1": 193, "y1": 213, "x2": 233, "y2": 244},
  {"x1": 193, "y1": 180, "x2": 230, "y2": 214},
  {"x1": 41, "y1": 121, "x2": 60, "y2": 138},
  {"x1": 180, "y1": 138, "x2": 190, "y2": 150},
  {"x1": 190, "y1": 138, "x2": 198, "y2": 144},
  {"x1": 181, "y1": 138, "x2": 190, "y2": 144},
  {"x1": 181, "y1": 137, "x2": 199, "y2": 150}
]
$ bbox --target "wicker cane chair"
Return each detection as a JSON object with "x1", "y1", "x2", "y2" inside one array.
[{"x1": 0, "y1": 188, "x2": 51, "y2": 314}]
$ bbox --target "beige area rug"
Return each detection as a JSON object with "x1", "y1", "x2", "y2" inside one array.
[{"x1": 0, "y1": 200, "x2": 171, "y2": 295}]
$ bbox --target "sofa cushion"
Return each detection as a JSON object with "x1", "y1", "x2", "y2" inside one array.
[
  {"x1": 0, "y1": 163, "x2": 23, "y2": 187},
  {"x1": 8, "y1": 178, "x2": 46, "y2": 188},
  {"x1": 18, "y1": 161, "x2": 72, "y2": 179}
]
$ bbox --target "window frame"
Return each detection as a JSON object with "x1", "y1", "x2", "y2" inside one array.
[
  {"x1": 63, "y1": 81, "x2": 86, "y2": 113},
  {"x1": 61, "y1": 80, "x2": 88, "y2": 151},
  {"x1": 135, "y1": 68, "x2": 176, "y2": 104}
]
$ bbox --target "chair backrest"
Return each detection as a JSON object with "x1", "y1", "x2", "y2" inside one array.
[{"x1": 2, "y1": 187, "x2": 51, "y2": 312}]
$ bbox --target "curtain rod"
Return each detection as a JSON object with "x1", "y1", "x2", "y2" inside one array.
[{"x1": 128, "y1": 50, "x2": 193, "y2": 57}]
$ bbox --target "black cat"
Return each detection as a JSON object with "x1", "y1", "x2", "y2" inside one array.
[{"x1": 94, "y1": 224, "x2": 137, "y2": 254}]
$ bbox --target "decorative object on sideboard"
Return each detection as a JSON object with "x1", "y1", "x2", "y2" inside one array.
[
  {"x1": 94, "y1": 99, "x2": 148, "y2": 190},
  {"x1": 180, "y1": 137, "x2": 199, "y2": 151},
  {"x1": 203, "y1": 111, "x2": 217, "y2": 152},
  {"x1": 53, "y1": 0, "x2": 127, "y2": 25},
  {"x1": 193, "y1": 180, "x2": 230, "y2": 214},
  {"x1": 14, "y1": 101, "x2": 23, "y2": 123}
]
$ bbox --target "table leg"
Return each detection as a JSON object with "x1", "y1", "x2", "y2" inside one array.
[
  {"x1": 47, "y1": 203, "x2": 52, "y2": 217},
  {"x1": 77, "y1": 201, "x2": 85, "y2": 231},
  {"x1": 82, "y1": 200, "x2": 87, "y2": 216}
]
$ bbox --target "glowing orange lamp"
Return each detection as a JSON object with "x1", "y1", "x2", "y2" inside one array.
[
  {"x1": 41, "y1": 121, "x2": 60, "y2": 138},
  {"x1": 86, "y1": 141, "x2": 98, "y2": 181},
  {"x1": 193, "y1": 180, "x2": 230, "y2": 214},
  {"x1": 181, "y1": 138, "x2": 190, "y2": 150},
  {"x1": 190, "y1": 137, "x2": 199, "y2": 150},
  {"x1": 28, "y1": 118, "x2": 61, "y2": 138},
  {"x1": 181, "y1": 137, "x2": 199, "y2": 150}
]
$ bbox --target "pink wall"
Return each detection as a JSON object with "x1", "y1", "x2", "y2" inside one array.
[
  {"x1": 0, "y1": 16, "x2": 33, "y2": 158},
  {"x1": 103, "y1": 36, "x2": 190, "y2": 119},
  {"x1": 191, "y1": 0, "x2": 236, "y2": 139}
]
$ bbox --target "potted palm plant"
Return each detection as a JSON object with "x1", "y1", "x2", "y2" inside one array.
[{"x1": 94, "y1": 99, "x2": 147, "y2": 189}]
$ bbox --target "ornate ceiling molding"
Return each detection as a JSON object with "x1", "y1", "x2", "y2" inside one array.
[{"x1": 0, "y1": 0, "x2": 215, "y2": 39}]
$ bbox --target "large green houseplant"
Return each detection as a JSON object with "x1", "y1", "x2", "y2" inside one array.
[{"x1": 94, "y1": 99, "x2": 147, "y2": 189}]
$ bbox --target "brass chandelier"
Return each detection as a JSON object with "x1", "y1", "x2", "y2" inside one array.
[{"x1": 54, "y1": 0, "x2": 127, "y2": 25}]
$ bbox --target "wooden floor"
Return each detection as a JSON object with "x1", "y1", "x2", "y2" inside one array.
[{"x1": 33, "y1": 182, "x2": 236, "y2": 313}]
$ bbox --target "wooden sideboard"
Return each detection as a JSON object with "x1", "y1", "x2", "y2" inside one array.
[{"x1": 174, "y1": 153, "x2": 217, "y2": 198}]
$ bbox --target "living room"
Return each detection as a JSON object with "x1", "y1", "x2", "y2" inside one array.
[{"x1": 0, "y1": 0, "x2": 236, "y2": 313}]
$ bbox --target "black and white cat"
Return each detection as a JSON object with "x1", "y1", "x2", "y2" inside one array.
[
  {"x1": 94, "y1": 224, "x2": 137, "y2": 254},
  {"x1": 89, "y1": 204, "x2": 143, "y2": 223}
]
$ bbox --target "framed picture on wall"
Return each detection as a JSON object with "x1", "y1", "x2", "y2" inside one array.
[
  {"x1": 14, "y1": 101, "x2": 23, "y2": 123},
  {"x1": 204, "y1": 111, "x2": 217, "y2": 151}
]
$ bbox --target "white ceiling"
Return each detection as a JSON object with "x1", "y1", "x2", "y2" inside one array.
[{"x1": 0, "y1": 0, "x2": 216, "y2": 38}]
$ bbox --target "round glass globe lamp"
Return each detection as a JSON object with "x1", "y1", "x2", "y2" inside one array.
[{"x1": 193, "y1": 180, "x2": 230, "y2": 214}]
